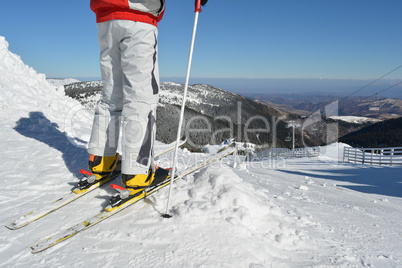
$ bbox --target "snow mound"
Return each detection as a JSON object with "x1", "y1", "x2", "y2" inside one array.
[
  {"x1": 163, "y1": 165, "x2": 313, "y2": 266},
  {"x1": 0, "y1": 37, "x2": 45, "y2": 85},
  {"x1": 176, "y1": 167, "x2": 269, "y2": 226},
  {"x1": 319, "y1": 142, "x2": 351, "y2": 162},
  {"x1": 0, "y1": 36, "x2": 91, "y2": 138}
]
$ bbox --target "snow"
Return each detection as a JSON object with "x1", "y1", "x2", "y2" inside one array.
[
  {"x1": 159, "y1": 83, "x2": 223, "y2": 109},
  {"x1": 329, "y1": 116, "x2": 382, "y2": 124},
  {"x1": 1, "y1": 36, "x2": 402, "y2": 267},
  {"x1": 46, "y1": 78, "x2": 81, "y2": 87}
]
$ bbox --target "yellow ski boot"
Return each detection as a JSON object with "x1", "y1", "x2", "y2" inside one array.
[
  {"x1": 74, "y1": 154, "x2": 119, "y2": 193},
  {"x1": 106, "y1": 166, "x2": 170, "y2": 210},
  {"x1": 124, "y1": 165, "x2": 170, "y2": 195}
]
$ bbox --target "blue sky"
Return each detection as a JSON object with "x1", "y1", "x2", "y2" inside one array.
[{"x1": 0, "y1": 0, "x2": 401, "y2": 97}]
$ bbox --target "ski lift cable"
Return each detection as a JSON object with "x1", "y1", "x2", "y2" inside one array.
[
  {"x1": 304, "y1": 65, "x2": 402, "y2": 117},
  {"x1": 366, "y1": 81, "x2": 402, "y2": 110},
  {"x1": 366, "y1": 81, "x2": 402, "y2": 100},
  {"x1": 360, "y1": 81, "x2": 402, "y2": 108},
  {"x1": 338, "y1": 65, "x2": 402, "y2": 102},
  {"x1": 310, "y1": 66, "x2": 401, "y2": 117}
]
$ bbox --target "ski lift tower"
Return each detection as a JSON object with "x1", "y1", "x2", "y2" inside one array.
[{"x1": 286, "y1": 121, "x2": 301, "y2": 151}]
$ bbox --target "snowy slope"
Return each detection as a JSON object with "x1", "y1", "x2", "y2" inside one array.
[
  {"x1": 0, "y1": 36, "x2": 401, "y2": 267},
  {"x1": 47, "y1": 78, "x2": 80, "y2": 87},
  {"x1": 329, "y1": 116, "x2": 382, "y2": 124}
]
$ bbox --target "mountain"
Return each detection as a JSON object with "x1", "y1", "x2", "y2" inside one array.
[
  {"x1": 248, "y1": 93, "x2": 401, "y2": 146},
  {"x1": 64, "y1": 81, "x2": 318, "y2": 151},
  {"x1": 300, "y1": 114, "x2": 373, "y2": 147},
  {"x1": 251, "y1": 93, "x2": 402, "y2": 120},
  {"x1": 339, "y1": 117, "x2": 402, "y2": 147},
  {"x1": 63, "y1": 80, "x2": 103, "y2": 109},
  {"x1": 64, "y1": 81, "x2": 395, "y2": 149}
]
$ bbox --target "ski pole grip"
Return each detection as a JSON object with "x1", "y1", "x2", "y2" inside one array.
[{"x1": 195, "y1": 0, "x2": 202, "y2": 13}]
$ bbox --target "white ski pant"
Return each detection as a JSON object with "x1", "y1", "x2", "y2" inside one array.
[{"x1": 88, "y1": 20, "x2": 159, "y2": 175}]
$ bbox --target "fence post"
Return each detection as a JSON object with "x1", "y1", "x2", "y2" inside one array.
[
  {"x1": 370, "y1": 149, "x2": 373, "y2": 165},
  {"x1": 343, "y1": 148, "x2": 346, "y2": 162},
  {"x1": 354, "y1": 149, "x2": 357, "y2": 163},
  {"x1": 390, "y1": 148, "x2": 394, "y2": 167},
  {"x1": 362, "y1": 150, "x2": 366, "y2": 164},
  {"x1": 379, "y1": 149, "x2": 383, "y2": 166}
]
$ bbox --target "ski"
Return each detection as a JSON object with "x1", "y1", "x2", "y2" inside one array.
[
  {"x1": 5, "y1": 136, "x2": 187, "y2": 230},
  {"x1": 31, "y1": 142, "x2": 236, "y2": 254}
]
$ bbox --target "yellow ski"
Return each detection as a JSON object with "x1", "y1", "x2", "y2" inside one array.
[
  {"x1": 5, "y1": 136, "x2": 187, "y2": 230},
  {"x1": 31, "y1": 142, "x2": 235, "y2": 254}
]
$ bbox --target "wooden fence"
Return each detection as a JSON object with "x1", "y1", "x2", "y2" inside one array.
[{"x1": 343, "y1": 147, "x2": 402, "y2": 166}]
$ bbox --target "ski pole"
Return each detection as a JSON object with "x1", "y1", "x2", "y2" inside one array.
[{"x1": 162, "y1": 0, "x2": 204, "y2": 218}]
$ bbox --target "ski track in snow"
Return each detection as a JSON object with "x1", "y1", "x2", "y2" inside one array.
[{"x1": 0, "y1": 36, "x2": 401, "y2": 267}]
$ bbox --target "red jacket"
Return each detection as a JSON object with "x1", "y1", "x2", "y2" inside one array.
[{"x1": 90, "y1": 0, "x2": 165, "y2": 27}]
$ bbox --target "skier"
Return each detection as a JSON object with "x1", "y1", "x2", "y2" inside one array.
[{"x1": 87, "y1": 0, "x2": 208, "y2": 198}]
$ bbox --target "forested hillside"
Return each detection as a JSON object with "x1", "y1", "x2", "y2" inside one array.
[
  {"x1": 339, "y1": 117, "x2": 402, "y2": 147},
  {"x1": 65, "y1": 81, "x2": 312, "y2": 151}
]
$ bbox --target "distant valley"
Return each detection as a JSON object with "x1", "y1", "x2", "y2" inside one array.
[{"x1": 248, "y1": 93, "x2": 402, "y2": 120}]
